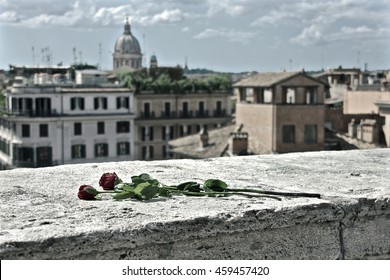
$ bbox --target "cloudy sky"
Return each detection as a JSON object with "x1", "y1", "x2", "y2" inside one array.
[{"x1": 0, "y1": 0, "x2": 389, "y2": 72}]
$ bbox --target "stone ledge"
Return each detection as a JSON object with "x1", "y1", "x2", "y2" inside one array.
[{"x1": 0, "y1": 149, "x2": 389, "y2": 259}]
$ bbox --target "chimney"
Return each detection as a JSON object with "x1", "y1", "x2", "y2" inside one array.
[
  {"x1": 229, "y1": 132, "x2": 249, "y2": 155},
  {"x1": 199, "y1": 126, "x2": 209, "y2": 148}
]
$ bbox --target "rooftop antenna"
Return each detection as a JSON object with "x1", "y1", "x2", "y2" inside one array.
[
  {"x1": 31, "y1": 46, "x2": 37, "y2": 66},
  {"x1": 46, "y1": 47, "x2": 52, "y2": 66},
  {"x1": 289, "y1": 59, "x2": 292, "y2": 71},
  {"x1": 79, "y1": 50, "x2": 83, "y2": 64},
  {"x1": 184, "y1": 56, "x2": 188, "y2": 70},
  {"x1": 41, "y1": 48, "x2": 45, "y2": 64},
  {"x1": 357, "y1": 50, "x2": 360, "y2": 68},
  {"x1": 73, "y1": 47, "x2": 77, "y2": 64}
]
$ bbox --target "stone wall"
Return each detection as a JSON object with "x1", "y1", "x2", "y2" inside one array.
[{"x1": 0, "y1": 149, "x2": 389, "y2": 259}]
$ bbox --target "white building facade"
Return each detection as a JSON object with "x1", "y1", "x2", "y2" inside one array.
[{"x1": 0, "y1": 75, "x2": 135, "y2": 169}]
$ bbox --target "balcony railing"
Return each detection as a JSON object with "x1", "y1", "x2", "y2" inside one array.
[{"x1": 9, "y1": 109, "x2": 59, "y2": 117}]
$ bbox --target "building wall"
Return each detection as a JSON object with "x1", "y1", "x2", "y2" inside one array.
[
  {"x1": 275, "y1": 105, "x2": 324, "y2": 153},
  {"x1": 235, "y1": 73, "x2": 326, "y2": 154},
  {"x1": 134, "y1": 91, "x2": 232, "y2": 160},
  {"x1": 236, "y1": 103, "x2": 273, "y2": 152},
  {"x1": 1, "y1": 84, "x2": 136, "y2": 169},
  {"x1": 377, "y1": 105, "x2": 390, "y2": 147},
  {"x1": 344, "y1": 90, "x2": 390, "y2": 114}
]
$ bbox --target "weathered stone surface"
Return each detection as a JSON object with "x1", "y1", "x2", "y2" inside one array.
[{"x1": 0, "y1": 149, "x2": 389, "y2": 259}]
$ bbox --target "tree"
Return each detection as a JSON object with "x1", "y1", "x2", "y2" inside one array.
[{"x1": 0, "y1": 90, "x2": 5, "y2": 115}]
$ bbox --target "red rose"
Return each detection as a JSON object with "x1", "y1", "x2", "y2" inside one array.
[
  {"x1": 99, "y1": 172, "x2": 119, "y2": 190},
  {"x1": 78, "y1": 185, "x2": 97, "y2": 200}
]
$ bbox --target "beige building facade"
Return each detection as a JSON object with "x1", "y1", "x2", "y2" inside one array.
[
  {"x1": 344, "y1": 90, "x2": 390, "y2": 115},
  {"x1": 234, "y1": 72, "x2": 326, "y2": 153},
  {"x1": 134, "y1": 90, "x2": 232, "y2": 160}
]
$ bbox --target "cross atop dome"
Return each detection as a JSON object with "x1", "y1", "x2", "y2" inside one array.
[{"x1": 124, "y1": 16, "x2": 131, "y2": 35}]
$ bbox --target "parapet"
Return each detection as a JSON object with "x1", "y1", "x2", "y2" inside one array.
[{"x1": 0, "y1": 149, "x2": 389, "y2": 259}]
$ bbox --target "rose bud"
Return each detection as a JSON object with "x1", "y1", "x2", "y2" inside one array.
[
  {"x1": 99, "y1": 172, "x2": 120, "y2": 190},
  {"x1": 78, "y1": 185, "x2": 98, "y2": 200}
]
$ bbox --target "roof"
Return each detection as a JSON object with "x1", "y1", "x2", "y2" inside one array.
[
  {"x1": 114, "y1": 19, "x2": 141, "y2": 54},
  {"x1": 60, "y1": 87, "x2": 131, "y2": 93},
  {"x1": 234, "y1": 71, "x2": 299, "y2": 87},
  {"x1": 169, "y1": 125, "x2": 238, "y2": 159},
  {"x1": 76, "y1": 69, "x2": 108, "y2": 75}
]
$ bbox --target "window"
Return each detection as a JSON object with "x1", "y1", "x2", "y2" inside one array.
[
  {"x1": 117, "y1": 142, "x2": 130, "y2": 156},
  {"x1": 180, "y1": 125, "x2": 192, "y2": 137},
  {"x1": 285, "y1": 88, "x2": 296, "y2": 104},
  {"x1": 141, "y1": 126, "x2": 154, "y2": 141},
  {"x1": 198, "y1": 101, "x2": 205, "y2": 116},
  {"x1": 162, "y1": 145, "x2": 171, "y2": 159},
  {"x1": 13, "y1": 147, "x2": 34, "y2": 164},
  {"x1": 39, "y1": 124, "x2": 49, "y2": 137},
  {"x1": 72, "y1": 145, "x2": 86, "y2": 159},
  {"x1": 70, "y1": 97, "x2": 85, "y2": 110},
  {"x1": 141, "y1": 146, "x2": 154, "y2": 160},
  {"x1": 36, "y1": 147, "x2": 52, "y2": 167},
  {"x1": 162, "y1": 126, "x2": 174, "y2": 140},
  {"x1": 97, "y1": 122, "x2": 105, "y2": 135},
  {"x1": 35, "y1": 98, "x2": 51, "y2": 116},
  {"x1": 245, "y1": 88, "x2": 254, "y2": 103},
  {"x1": 117, "y1": 121, "x2": 130, "y2": 133},
  {"x1": 74, "y1": 123, "x2": 82, "y2": 136},
  {"x1": 306, "y1": 88, "x2": 318, "y2": 104},
  {"x1": 95, "y1": 143, "x2": 108, "y2": 157},
  {"x1": 304, "y1": 125, "x2": 318, "y2": 144},
  {"x1": 215, "y1": 101, "x2": 222, "y2": 116},
  {"x1": 143, "y1": 102, "x2": 151, "y2": 118},
  {"x1": 22, "y1": 124, "x2": 30, "y2": 137},
  {"x1": 282, "y1": 125, "x2": 295, "y2": 143},
  {"x1": 182, "y1": 101, "x2": 189, "y2": 117},
  {"x1": 116, "y1": 97, "x2": 129, "y2": 109},
  {"x1": 94, "y1": 97, "x2": 107, "y2": 110},
  {"x1": 164, "y1": 102, "x2": 171, "y2": 117},
  {"x1": 264, "y1": 88, "x2": 273, "y2": 103}
]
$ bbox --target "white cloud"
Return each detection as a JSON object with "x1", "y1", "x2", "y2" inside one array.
[
  {"x1": 290, "y1": 24, "x2": 324, "y2": 45},
  {"x1": 149, "y1": 9, "x2": 184, "y2": 24},
  {"x1": 0, "y1": 0, "x2": 185, "y2": 27},
  {"x1": 194, "y1": 28, "x2": 257, "y2": 43},
  {"x1": 182, "y1": 26, "x2": 191, "y2": 32},
  {"x1": 206, "y1": 0, "x2": 247, "y2": 17},
  {"x1": 291, "y1": 24, "x2": 390, "y2": 46},
  {"x1": 0, "y1": 11, "x2": 19, "y2": 22}
]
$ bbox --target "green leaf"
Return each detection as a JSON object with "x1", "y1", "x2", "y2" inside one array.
[
  {"x1": 112, "y1": 191, "x2": 135, "y2": 200},
  {"x1": 139, "y1": 173, "x2": 153, "y2": 181},
  {"x1": 123, "y1": 183, "x2": 136, "y2": 192},
  {"x1": 133, "y1": 182, "x2": 159, "y2": 200},
  {"x1": 203, "y1": 179, "x2": 228, "y2": 196},
  {"x1": 115, "y1": 176, "x2": 123, "y2": 186},
  {"x1": 131, "y1": 176, "x2": 145, "y2": 185},
  {"x1": 158, "y1": 188, "x2": 172, "y2": 198},
  {"x1": 176, "y1": 181, "x2": 201, "y2": 192},
  {"x1": 116, "y1": 183, "x2": 136, "y2": 192},
  {"x1": 203, "y1": 179, "x2": 228, "y2": 192}
]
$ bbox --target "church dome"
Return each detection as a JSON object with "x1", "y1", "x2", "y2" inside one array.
[{"x1": 114, "y1": 18, "x2": 141, "y2": 54}]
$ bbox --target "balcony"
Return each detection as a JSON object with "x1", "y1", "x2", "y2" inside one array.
[
  {"x1": 9, "y1": 109, "x2": 59, "y2": 117},
  {"x1": 179, "y1": 110, "x2": 193, "y2": 118},
  {"x1": 0, "y1": 149, "x2": 389, "y2": 259},
  {"x1": 139, "y1": 111, "x2": 156, "y2": 119},
  {"x1": 160, "y1": 111, "x2": 177, "y2": 119}
]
